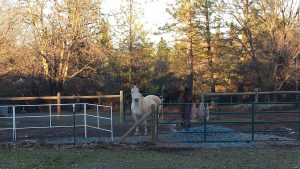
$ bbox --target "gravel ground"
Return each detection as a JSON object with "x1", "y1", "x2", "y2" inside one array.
[{"x1": 34, "y1": 125, "x2": 297, "y2": 149}]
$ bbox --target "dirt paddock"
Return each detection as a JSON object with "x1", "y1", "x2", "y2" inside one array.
[{"x1": 1, "y1": 103, "x2": 300, "y2": 146}]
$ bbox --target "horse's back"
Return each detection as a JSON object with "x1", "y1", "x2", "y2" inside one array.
[
  {"x1": 145, "y1": 95, "x2": 161, "y2": 105},
  {"x1": 144, "y1": 95, "x2": 156, "y2": 106},
  {"x1": 145, "y1": 95, "x2": 162, "y2": 114}
]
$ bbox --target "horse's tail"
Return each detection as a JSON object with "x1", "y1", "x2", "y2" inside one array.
[
  {"x1": 155, "y1": 96, "x2": 164, "y2": 122},
  {"x1": 152, "y1": 95, "x2": 161, "y2": 105}
]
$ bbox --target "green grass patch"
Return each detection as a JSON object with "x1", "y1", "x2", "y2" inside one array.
[{"x1": 1, "y1": 147, "x2": 300, "y2": 169}]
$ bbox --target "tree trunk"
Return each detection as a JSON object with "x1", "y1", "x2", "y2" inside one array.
[
  {"x1": 237, "y1": 81, "x2": 244, "y2": 102},
  {"x1": 243, "y1": 0, "x2": 262, "y2": 88},
  {"x1": 205, "y1": 0, "x2": 215, "y2": 93},
  {"x1": 186, "y1": 0, "x2": 194, "y2": 97},
  {"x1": 49, "y1": 79, "x2": 63, "y2": 96},
  {"x1": 128, "y1": 0, "x2": 133, "y2": 87}
]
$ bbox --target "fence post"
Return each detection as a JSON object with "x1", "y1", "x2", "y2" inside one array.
[
  {"x1": 84, "y1": 103, "x2": 87, "y2": 138},
  {"x1": 57, "y1": 92, "x2": 61, "y2": 117},
  {"x1": 297, "y1": 103, "x2": 300, "y2": 140},
  {"x1": 151, "y1": 104, "x2": 157, "y2": 144},
  {"x1": 120, "y1": 91, "x2": 124, "y2": 123},
  {"x1": 110, "y1": 105, "x2": 114, "y2": 142},
  {"x1": 96, "y1": 91, "x2": 101, "y2": 105},
  {"x1": 97, "y1": 106, "x2": 100, "y2": 129},
  {"x1": 73, "y1": 104, "x2": 76, "y2": 144},
  {"x1": 12, "y1": 106, "x2": 16, "y2": 142},
  {"x1": 251, "y1": 103, "x2": 255, "y2": 141},
  {"x1": 255, "y1": 88, "x2": 258, "y2": 103},
  {"x1": 298, "y1": 102, "x2": 300, "y2": 140},
  {"x1": 49, "y1": 105, "x2": 52, "y2": 127},
  {"x1": 204, "y1": 104, "x2": 207, "y2": 142}
]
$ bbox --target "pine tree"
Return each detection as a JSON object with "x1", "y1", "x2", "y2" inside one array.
[
  {"x1": 116, "y1": 0, "x2": 148, "y2": 88},
  {"x1": 155, "y1": 38, "x2": 170, "y2": 92},
  {"x1": 165, "y1": 0, "x2": 199, "y2": 97}
]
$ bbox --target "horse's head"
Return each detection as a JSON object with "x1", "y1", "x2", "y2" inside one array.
[{"x1": 131, "y1": 85, "x2": 140, "y2": 103}]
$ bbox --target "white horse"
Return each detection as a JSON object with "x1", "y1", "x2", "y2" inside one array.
[{"x1": 131, "y1": 86, "x2": 162, "y2": 135}]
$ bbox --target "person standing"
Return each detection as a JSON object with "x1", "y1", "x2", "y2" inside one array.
[{"x1": 182, "y1": 87, "x2": 191, "y2": 131}]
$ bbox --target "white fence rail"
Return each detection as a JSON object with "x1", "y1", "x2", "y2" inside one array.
[{"x1": 0, "y1": 103, "x2": 113, "y2": 142}]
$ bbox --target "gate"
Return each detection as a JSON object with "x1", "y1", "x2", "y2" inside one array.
[
  {"x1": 156, "y1": 102, "x2": 300, "y2": 143},
  {"x1": 0, "y1": 103, "x2": 113, "y2": 142}
]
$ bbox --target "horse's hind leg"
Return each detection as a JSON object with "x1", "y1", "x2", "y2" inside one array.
[{"x1": 158, "y1": 105, "x2": 163, "y2": 123}]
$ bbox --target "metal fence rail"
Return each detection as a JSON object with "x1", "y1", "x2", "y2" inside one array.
[
  {"x1": 0, "y1": 103, "x2": 113, "y2": 142},
  {"x1": 157, "y1": 102, "x2": 300, "y2": 143},
  {"x1": 202, "y1": 91, "x2": 300, "y2": 103}
]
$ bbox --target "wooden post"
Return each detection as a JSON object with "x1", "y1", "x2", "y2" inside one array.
[
  {"x1": 116, "y1": 110, "x2": 153, "y2": 144},
  {"x1": 96, "y1": 91, "x2": 102, "y2": 105},
  {"x1": 254, "y1": 89, "x2": 258, "y2": 130},
  {"x1": 120, "y1": 91, "x2": 124, "y2": 123},
  {"x1": 151, "y1": 104, "x2": 157, "y2": 144}
]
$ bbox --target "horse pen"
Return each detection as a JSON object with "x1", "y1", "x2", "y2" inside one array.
[
  {"x1": 0, "y1": 91, "x2": 300, "y2": 147},
  {"x1": 1, "y1": 91, "x2": 300, "y2": 168}
]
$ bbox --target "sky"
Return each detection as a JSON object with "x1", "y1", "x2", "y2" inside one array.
[{"x1": 101, "y1": 0, "x2": 173, "y2": 44}]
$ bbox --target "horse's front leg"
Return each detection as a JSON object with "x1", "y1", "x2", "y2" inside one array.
[
  {"x1": 143, "y1": 120, "x2": 148, "y2": 135},
  {"x1": 133, "y1": 116, "x2": 140, "y2": 135},
  {"x1": 135, "y1": 126, "x2": 139, "y2": 135}
]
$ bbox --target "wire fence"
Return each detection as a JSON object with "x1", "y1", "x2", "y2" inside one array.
[{"x1": 0, "y1": 103, "x2": 113, "y2": 142}]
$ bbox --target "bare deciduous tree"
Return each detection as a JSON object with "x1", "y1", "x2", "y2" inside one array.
[{"x1": 23, "y1": 0, "x2": 107, "y2": 95}]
